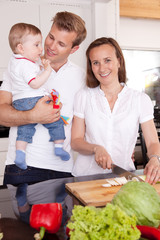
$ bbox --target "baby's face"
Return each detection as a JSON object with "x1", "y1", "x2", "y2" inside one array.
[{"x1": 20, "y1": 33, "x2": 43, "y2": 62}]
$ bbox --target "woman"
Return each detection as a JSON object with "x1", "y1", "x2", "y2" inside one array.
[{"x1": 71, "y1": 37, "x2": 160, "y2": 184}]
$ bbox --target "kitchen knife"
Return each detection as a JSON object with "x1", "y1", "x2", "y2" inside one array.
[{"x1": 112, "y1": 164, "x2": 144, "y2": 182}]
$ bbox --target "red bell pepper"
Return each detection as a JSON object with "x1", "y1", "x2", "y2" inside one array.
[
  {"x1": 30, "y1": 203, "x2": 62, "y2": 240},
  {"x1": 137, "y1": 225, "x2": 160, "y2": 240}
]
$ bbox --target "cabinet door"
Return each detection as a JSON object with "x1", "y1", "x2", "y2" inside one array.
[{"x1": 0, "y1": 0, "x2": 39, "y2": 80}]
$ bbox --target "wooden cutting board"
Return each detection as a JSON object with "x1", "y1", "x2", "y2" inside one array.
[{"x1": 65, "y1": 178, "x2": 160, "y2": 207}]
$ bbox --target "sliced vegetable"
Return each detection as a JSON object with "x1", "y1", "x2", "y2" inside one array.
[
  {"x1": 112, "y1": 181, "x2": 160, "y2": 227},
  {"x1": 30, "y1": 203, "x2": 62, "y2": 240},
  {"x1": 104, "y1": 177, "x2": 128, "y2": 187},
  {"x1": 137, "y1": 225, "x2": 160, "y2": 240}
]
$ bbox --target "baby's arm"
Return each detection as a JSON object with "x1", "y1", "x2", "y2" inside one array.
[{"x1": 29, "y1": 59, "x2": 52, "y2": 89}]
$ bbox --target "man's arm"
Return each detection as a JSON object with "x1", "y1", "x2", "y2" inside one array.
[{"x1": 0, "y1": 90, "x2": 61, "y2": 127}]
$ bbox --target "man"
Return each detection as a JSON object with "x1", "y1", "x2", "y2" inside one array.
[{"x1": 0, "y1": 11, "x2": 87, "y2": 185}]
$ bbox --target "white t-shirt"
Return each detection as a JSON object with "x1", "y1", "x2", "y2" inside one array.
[
  {"x1": 72, "y1": 85, "x2": 154, "y2": 177},
  {"x1": 8, "y1": 54, "x2": 45, "y2": 101},
  {"x1": 1, "y1": 60, "x2": 85, "y2": 172}
]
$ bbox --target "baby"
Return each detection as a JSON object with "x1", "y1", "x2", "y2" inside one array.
[{"x1": 8, "y1": 23, "x2": 70, "y2": 169}]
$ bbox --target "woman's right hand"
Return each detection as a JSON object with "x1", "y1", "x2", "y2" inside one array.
[
  {"x1": 94, "y1": 145, "x2": 113, "y2": 169},
  {"x1": 31, "y1": 96, "x2": 61, "y2": 124}
]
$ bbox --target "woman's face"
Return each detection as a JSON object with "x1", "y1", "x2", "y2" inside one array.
[{"x1": 89, "y1": 44, "x2": 120, "y2": 87}]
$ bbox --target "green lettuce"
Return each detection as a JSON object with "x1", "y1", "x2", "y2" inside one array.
[
  {"x1": 67, "y1": 203, "x2": 140, "y2": 240},
  {"x1": 112, "y1": 181, "x2": 160, "y2": 227}
]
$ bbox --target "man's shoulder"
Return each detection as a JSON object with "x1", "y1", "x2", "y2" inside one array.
[
  {"x1": 61, "y1": 61, "x2": 86, "y2": 84},
  {"x1": 67, "y1": 60, "x2": 85, "y2": 73},
  {"x1": 76, "y1": 86, "x2": 91, "y2": 97}
]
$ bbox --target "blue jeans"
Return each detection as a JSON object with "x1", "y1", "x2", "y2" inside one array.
[
  {"x1": 3, "y1": 164, "x2": 73, "y2": 186},
  {"x1": 13, "y1": 96, "x2": 65, "y2": 143}
]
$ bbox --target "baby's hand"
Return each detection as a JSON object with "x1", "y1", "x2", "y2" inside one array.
[{"x1": 41, "y1": 58, "x2": 52, "y2": 72}]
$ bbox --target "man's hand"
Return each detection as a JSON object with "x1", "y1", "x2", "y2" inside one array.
[{"x1": 31, "y1": 96, "x2": 61, "y2": 124}]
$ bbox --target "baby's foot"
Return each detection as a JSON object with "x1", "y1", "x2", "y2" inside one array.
[
  {"x1": 54, "y1": 147, "x2": 70, "y2": 161},
  {"x1": 14, "y1": 150, "x2": 27, "y2": 169}
]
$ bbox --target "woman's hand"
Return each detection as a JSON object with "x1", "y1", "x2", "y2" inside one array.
[
  {"x1": 141, "y1": 120, "x2": 160, "y2": 184},
  {"x1": 144, "y1": 157, "x2": 160, "y2": 184},
  {"x1": 94, "y1": 146, "x2": 113, "y2": 169}
]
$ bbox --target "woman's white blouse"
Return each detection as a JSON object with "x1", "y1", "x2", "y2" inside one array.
[{"x1": 72, "y1": 85, "x2": 154, "y2": 177}]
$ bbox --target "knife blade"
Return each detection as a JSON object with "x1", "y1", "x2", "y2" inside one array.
[{"x1": 112, "y1": 164, "x2": 144, "y2": 182}]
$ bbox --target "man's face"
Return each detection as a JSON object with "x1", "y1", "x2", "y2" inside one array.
[{"x1": 44, "y1": 24, "x2": 79, "y2": 71}]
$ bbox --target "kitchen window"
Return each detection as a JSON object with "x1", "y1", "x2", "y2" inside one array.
[{"x1": 123, "y1": 49, "x2": 160, "y2": 108}]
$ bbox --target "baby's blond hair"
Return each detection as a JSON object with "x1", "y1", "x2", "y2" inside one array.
[{"x1": 9, "y1": 23, "x2": 41, "y2": 53}]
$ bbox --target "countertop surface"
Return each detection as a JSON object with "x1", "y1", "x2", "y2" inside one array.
[{"x1": 0, "y1": 169, "x2": 144, "y2": 240}]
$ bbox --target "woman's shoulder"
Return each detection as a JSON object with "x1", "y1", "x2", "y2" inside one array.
[
  {"x1": 126, "y1": 85, "x2": 148, "y2": 96},
  {"x1": 125, "y1": 86, "x2": 152, "y2": 105}
]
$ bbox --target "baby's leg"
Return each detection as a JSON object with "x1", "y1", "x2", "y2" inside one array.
[{"x1": 16, "y1": 183, "x2": 31, "y2": 224}]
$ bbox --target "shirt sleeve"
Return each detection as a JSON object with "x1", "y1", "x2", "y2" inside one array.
[
  {"x1": 0, "y1": 70, "x2": 12, "y2": 92},
  {"x1": 73, "y1": 87, "x2": 87, "y2": 119},
  {"x1": 139, "y1": 92, "x2": 154, "y2": 123}
]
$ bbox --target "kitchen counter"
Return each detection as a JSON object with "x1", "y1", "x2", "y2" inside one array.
[{"x1": 0, "y1": 169, "x2": 144, "y2": 240}]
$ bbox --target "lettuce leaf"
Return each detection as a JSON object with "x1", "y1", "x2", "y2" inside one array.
[{"x1": 67, "y1": 203, "x2": 140, "y2": 240}]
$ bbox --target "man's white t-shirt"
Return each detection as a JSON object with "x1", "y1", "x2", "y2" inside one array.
[{"x1": 1, "y1": 60, "x2": 85, "y2": 172}]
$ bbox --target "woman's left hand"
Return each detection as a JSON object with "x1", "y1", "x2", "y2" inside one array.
[{"x1": 144, "y1": 157, "x2": 160, "y2": 184}]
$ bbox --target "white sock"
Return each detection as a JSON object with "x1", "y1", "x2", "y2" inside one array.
[{"x1": 54, "y1": 143, "x2": 63, "y2": 148}]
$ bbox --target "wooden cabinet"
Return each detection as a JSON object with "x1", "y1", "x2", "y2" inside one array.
[{"x1": 120, "y1": 0, "x2": 160, "y2": 19}]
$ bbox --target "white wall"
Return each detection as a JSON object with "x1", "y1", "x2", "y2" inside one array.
[
  {"x1": 1, "y1": 0, "x2": 160, "y2": 79},
  {"x1": 118, "y1": 17, "x2": 160, "y2": 50},
  {"x1": 93, "y1": 0, "x2": 119, "y2": 39},
  {"x1": 94, "y1": 0, "x2": 160, "y2": 50}
]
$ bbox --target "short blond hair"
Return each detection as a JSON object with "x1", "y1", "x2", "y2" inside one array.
[
  {"x1": 52, "y1": 11, "x2": 87, "y2": 47},
  {"x1": 9, "y1": 23, "x2": 41, "y2": 53}
]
